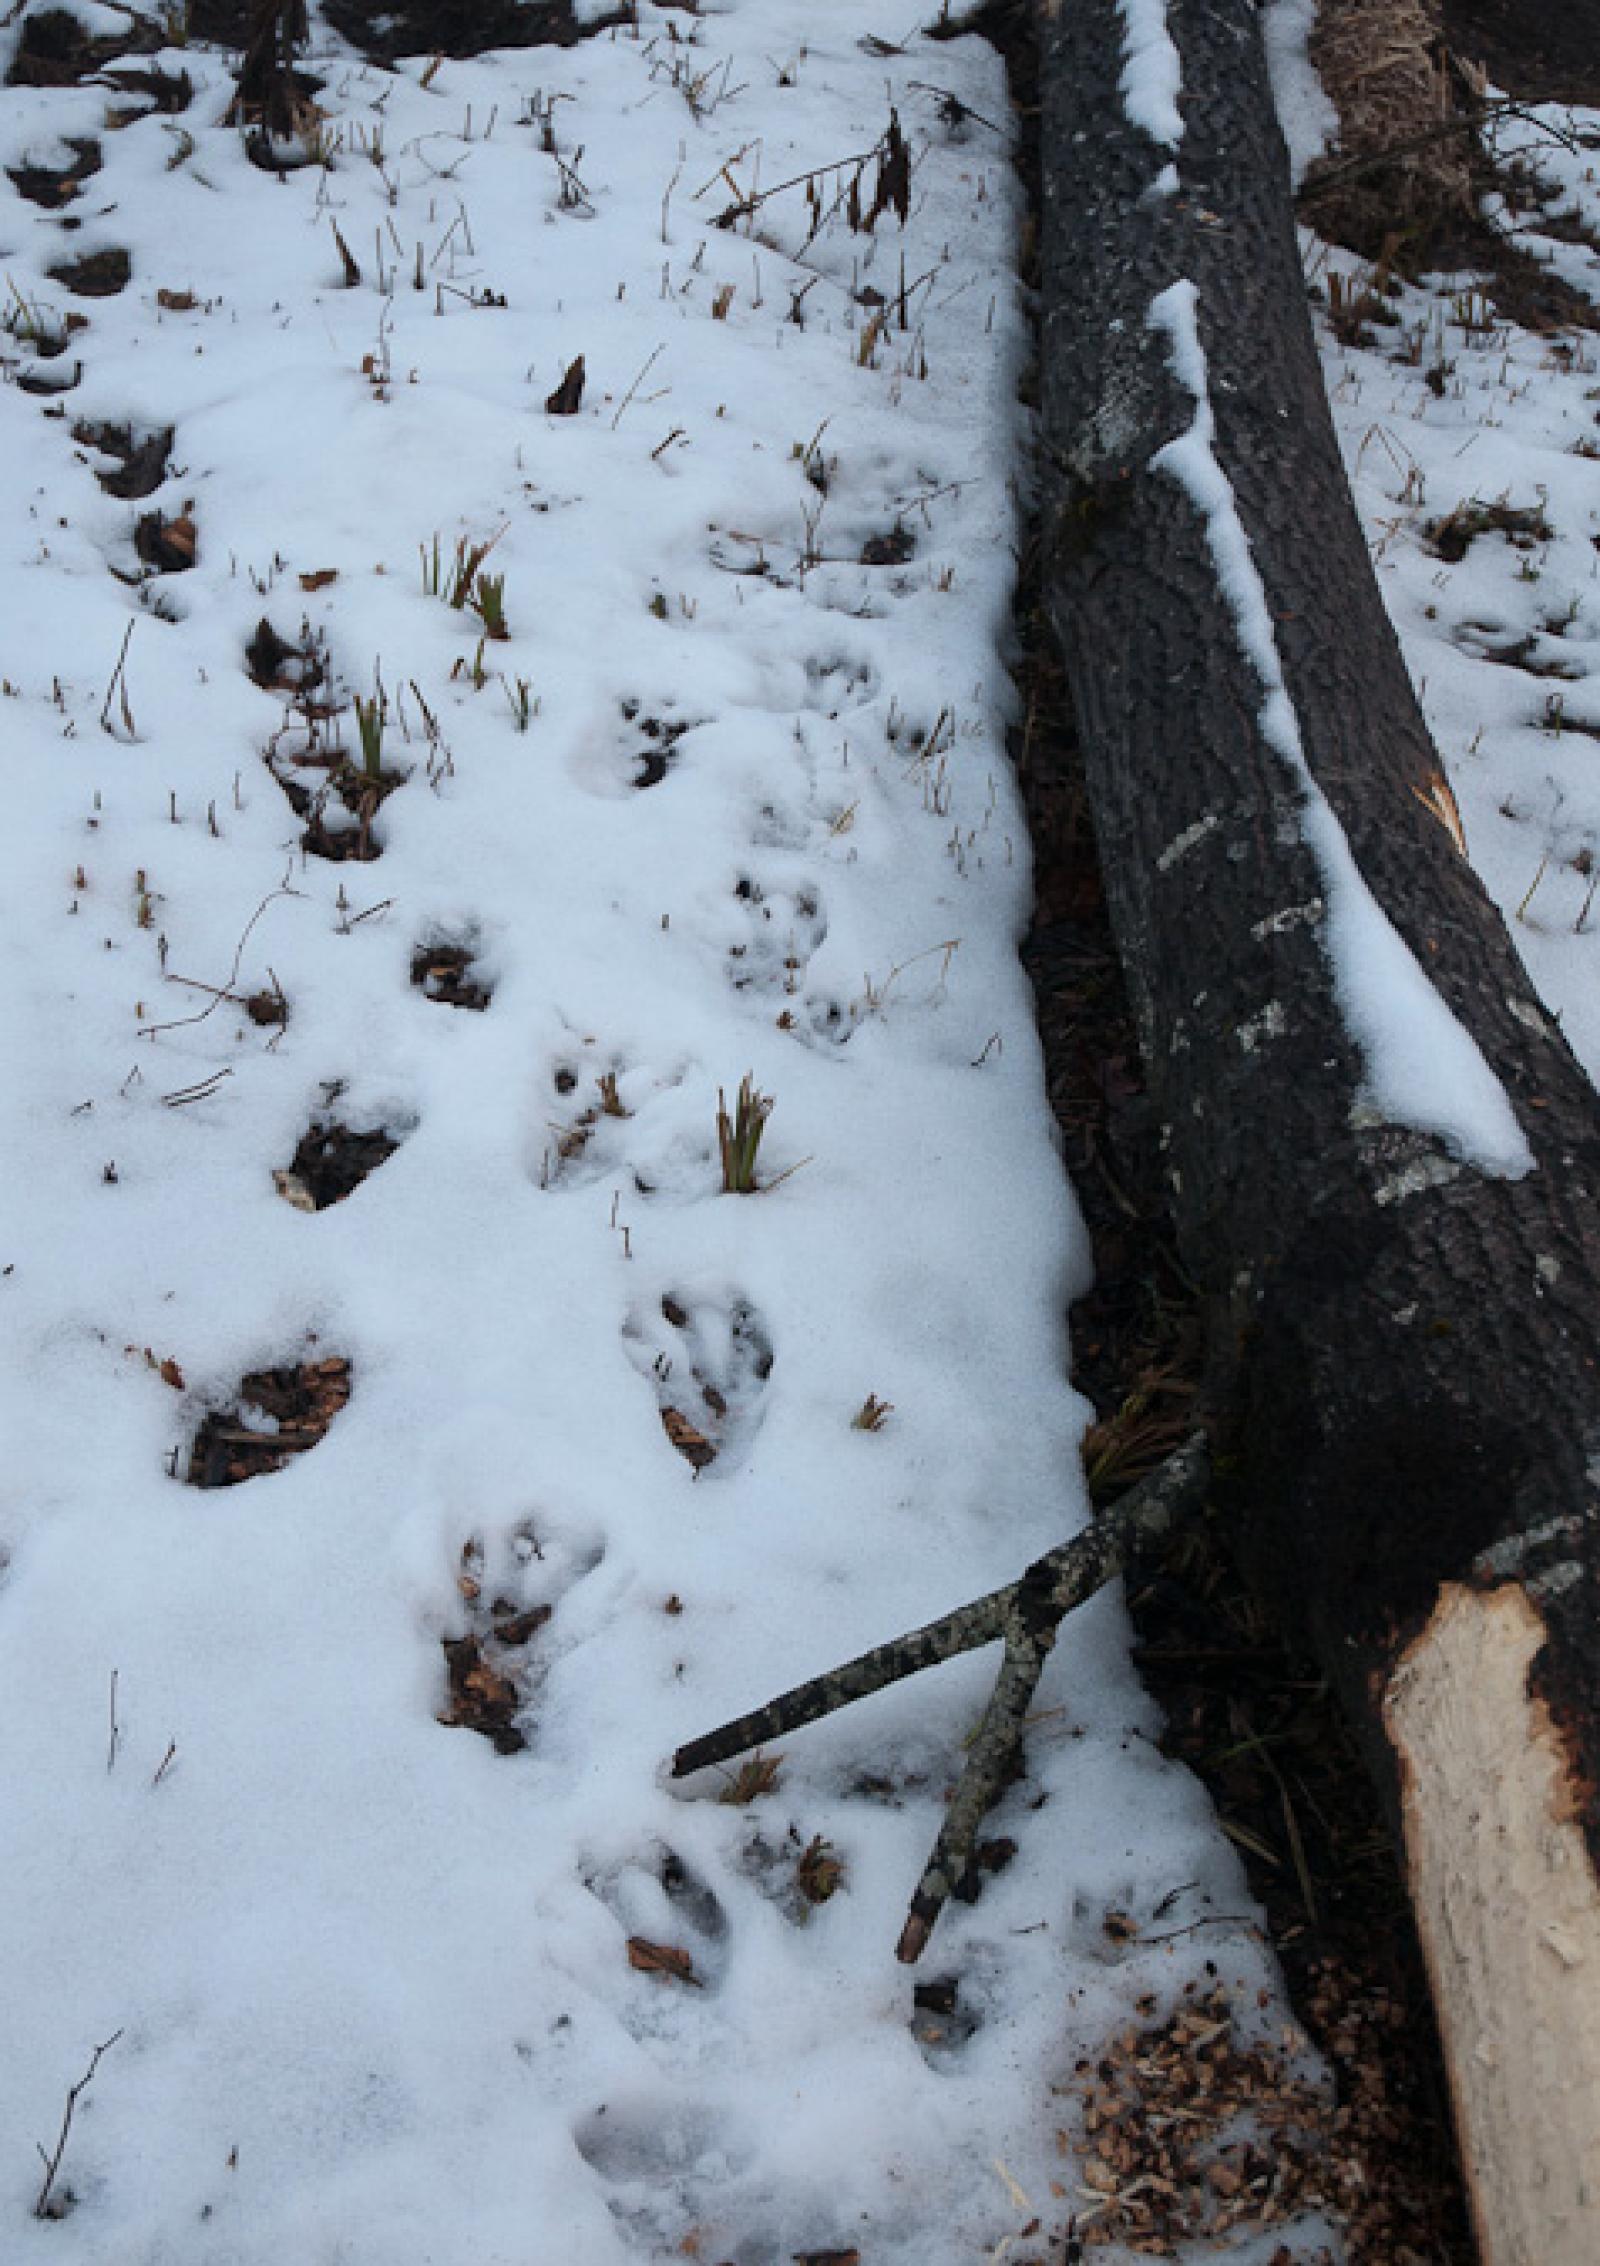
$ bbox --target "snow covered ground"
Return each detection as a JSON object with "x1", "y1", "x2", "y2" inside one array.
[
  {"x1": 0, "y1": 5, "x2": 1335, "y2": 2263},
  {"x1": 1313, "y1": 110, "x2": 1600, "y2": 1081},
  {"x1": 7, "y1": 0, "x2": 1595, "y2": 2254}
]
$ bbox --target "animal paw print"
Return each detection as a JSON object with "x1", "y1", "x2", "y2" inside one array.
[
  {"x1": 435, "y1": 1518, "x2": 601, "y2": 1753},
  {"x1": 537, "y1": 1052, "x2": 696, "y2": 1195},
  {"x1": 1452, "y1": 615, "x2": 1587, "y2": 680},
  {"x1": 624, "y1": 1291, "x2": 774, "y2": 1474},
  {"x1": 584, "y1": 1843, "x2": 730, "y2": 1998},
  {"x1": 622, "y1": 699, "x2": 701, "y2": 790},
  {"x1": 732, "y1": 1822, "x2": 849, "y2": 1929},
  {"x1": 541, "y1": 1058, "x2": 634, "y2": 1189},
  {"x1": 573, "y1": 696, "x2": 707, "y2": 796},
  {"x1": 723, "y1": 870, "x2": 827, "y2": 1001},
  {"x1": 799, "y1": 648, "x2": 879, "y2": 718}
]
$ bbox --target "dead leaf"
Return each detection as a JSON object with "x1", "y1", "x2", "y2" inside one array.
[
  {"x1": 795, "y1": 1833, "x2": 845, "y2": 1905},
  {"x1": 131, "y1": 1346, "x2": 186, "y2": 1388},
  {"x1": 661, "y1": 1406, "x2": 716, "y2": 1469},
  {"x1": 491, "y1": 1602, "x2": 552, "y2": 1647},
  {"x1": 438, "y1": 1635, "x2": 525, "y2": 1753},
  {"x1": 794, "y1": 2251, "x2": 860, "y2": 2265},
  {"x1": 545, "y1": 354, "x2": 585, "y2": 416},
  {"x1": 625, "y1": 1936, "x2": 700, "y2": 1985},
  {"x1": 156, "y1": 287, "x2": 195, "y2": 312},
  {"x1": 299, "y1": 568, "x2": 338, "y2": 591},
  {"x1": 136, "y1": 507, "x2": 197, "y2": 572}
]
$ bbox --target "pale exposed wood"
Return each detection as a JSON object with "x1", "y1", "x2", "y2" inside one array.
[{"x1": 1385, "y1": 1583, "x2": 1600, "y2": 2265}]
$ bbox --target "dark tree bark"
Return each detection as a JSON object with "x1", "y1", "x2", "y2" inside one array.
[{"x1": 1035, "y1": 0, "x2": 1600, "y2": 2251}]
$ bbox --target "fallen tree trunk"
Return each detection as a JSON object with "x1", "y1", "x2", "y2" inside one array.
[{"x1": 1034, "y1": 1, "x2": 1600, "y2": 2257}]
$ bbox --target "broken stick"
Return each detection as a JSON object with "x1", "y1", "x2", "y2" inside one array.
[{"x1": 672, "y1": 1433, "x2": 1210, "y2": 1960}]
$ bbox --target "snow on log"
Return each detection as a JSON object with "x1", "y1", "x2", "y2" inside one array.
[{"x1": 1035, "y1": 0, "x2": 1600, "y2": 2252}]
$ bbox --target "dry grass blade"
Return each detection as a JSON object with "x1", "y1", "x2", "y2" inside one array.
[
  {"x1": 1302, "y1": 0, "x2": 1472, "y2": 255},
  {"x1": 795, "y1": 1833, "x2": 845, "y2": 1905},
  {"x1": 718, "y1": 1749, "x2": 783, "y2": 1804}
]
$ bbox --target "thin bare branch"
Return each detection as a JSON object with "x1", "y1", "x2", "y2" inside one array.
[
  {"x1": 673, "y1": 1436, "x2": 1211, "y2": 1959},
  {"x1": 34, "y1": 2031, "x2": 124, "y2": 2220}
]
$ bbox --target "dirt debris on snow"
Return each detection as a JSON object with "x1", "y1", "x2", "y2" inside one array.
[
  {"x1": 274, "y1": 1115, "x2": 400, "y2": 1209},
  {"x1": 410, "y1": 939, "x2": 492, "y2": 1009},
  {"x1": 436, "y1": 1536, "x2": 558, "y2": 1752},
  {"x1": 186, "y1": 1356, "x2": 353, "y2": 1488}
]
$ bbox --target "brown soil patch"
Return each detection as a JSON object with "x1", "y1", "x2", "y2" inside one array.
[
  {"x1": 15, "y1": 359, "x2": 81, "y2": 397},
  {"x1": 299, "y1": 811, "x2": 382, "y2": 863},
  {"x1": 248, "y1": 617, "x2": 306, "y2": 691},
  {"x1": 411, "y1": 941, "x2": 491, "y2": 1008},
  {"x1": 48, "y1": 248, "x2": 131, "y2": 299},
  {"x1": 318, "y1": 0, "x2": 628, "y2": 63},
  {"x1": 135, "y1": 505, "x2": 197, "y2": 574},
  {"x1": 13, "y1": 309, "x2": 86, "y2": 361},
  {"x1": 1426, "y1": 494, "x2": 1553, "y2": 562},
  {"x1": 275, "y1": 1118, "x2": 400, "y2": 1210},
  {"x1": 75, "y1": 421, "x2": 173, "y2": 501},
  {"x1": 99, "y1": 66, "x2": 194, "y2": 117},
  {"x1": 438, "y1": 1634, "x2": 526, "y2": 1751},
  {"x1": 860, "y1": 523, "x2": 916, "y2": 566},
  {"x1": 8, "y1": 137, "x2": 101, "y2": 208},
  {"x1": 272, "y1": 762, "x2": 396, "y2": 863},
  {"x1": 6, "y1": 9, "x2": 158, "y2": 89},
  {"x1": 437, "y1": 1536, "x2": 555, "y2": 1753},
  {"x1": 187, "y1": 1357, "x2": 352, "y2": 1488}
]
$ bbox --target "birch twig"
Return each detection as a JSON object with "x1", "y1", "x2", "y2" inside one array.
[{"x1": 672, "y1": 1434, "x2": 1211, "y2": 1959}]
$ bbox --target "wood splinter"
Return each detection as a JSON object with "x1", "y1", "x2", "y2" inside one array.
[{"x1": 671, "y1": 1434, "x2": 1210, "y2": 1961}]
